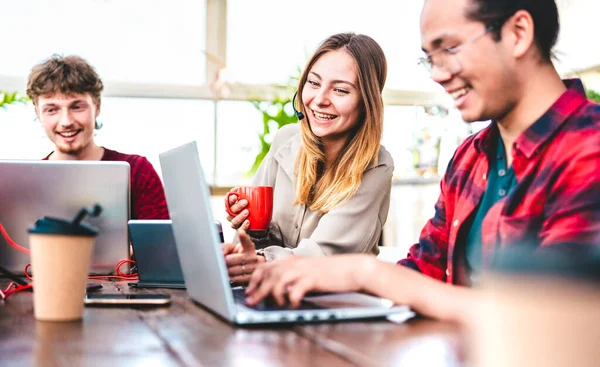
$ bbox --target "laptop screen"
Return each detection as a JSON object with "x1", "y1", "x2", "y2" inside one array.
[{"x1": 0, "y1": 160, "x2": 130, "y2": 274}]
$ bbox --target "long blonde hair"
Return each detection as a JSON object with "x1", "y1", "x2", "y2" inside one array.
[{"x1": 294, "y1": 33, "x2": 387, "y2": 214}]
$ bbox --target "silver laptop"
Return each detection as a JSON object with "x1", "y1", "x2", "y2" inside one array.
[
  {"x1": 159, "y1": 141, "x2": 413, "y2": 325},
  {"x1": 0, "y1": 160, "x2": 130, "y2": 274}
]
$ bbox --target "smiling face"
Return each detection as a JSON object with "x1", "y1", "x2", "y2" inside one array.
[
  {"x1": 36, "y1": 93, "x2": 100, "y2": 157},
  {"x1": 301, "y1": 49, "x2": 362, "y2": 145},
  {"x1": 421, "y1": 0, "x2": 518, "y2": 122}
]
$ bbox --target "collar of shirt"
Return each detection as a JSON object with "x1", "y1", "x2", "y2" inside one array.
[
  {"x1": 272, "y1": 131, "x2": 302, "y2": 180},
  {"x1": 473, "y1": 78, "x2": 588, "y2": 159}
]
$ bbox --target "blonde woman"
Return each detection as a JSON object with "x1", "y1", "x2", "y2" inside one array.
[{"x1": 223, "y1": 33, "x2": 393, "y2": 284}]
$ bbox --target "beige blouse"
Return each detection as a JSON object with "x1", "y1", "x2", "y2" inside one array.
[{"x1": 251, "y1": 123, "x2": 394, "y2": 261}]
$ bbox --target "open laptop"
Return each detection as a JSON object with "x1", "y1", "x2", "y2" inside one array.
[
  {"x1": 0, "y1": 160, "x2": 130, "y2": 274},
  {"x1": 159, "y1": 141, "x2": 413, "y2": 325},
  {"x1": 128, "y1": 220, "x2": 186, "y2": 289}
]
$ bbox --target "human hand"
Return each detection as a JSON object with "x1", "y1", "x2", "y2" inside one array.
[
  {"x1": 222, "y1": 229, "x2": 265, "y2": 284},
  {"x1": 245, "y1": 254, "x2": 376, "y2": 308},
  {"x1": 224, "y1": 188, "x2": 250, "y2": 230}
]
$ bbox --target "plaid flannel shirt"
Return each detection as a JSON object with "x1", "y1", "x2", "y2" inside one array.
[{"x1": 398, "y1": 79, "x2": 600, "y2": 284}]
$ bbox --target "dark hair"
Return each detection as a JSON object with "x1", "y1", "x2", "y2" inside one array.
[
  {"x1": 465, "y1": 0, "x2": 560, "y2": 62},
  {"x1": 26, "y1": 54, "x2": 104, "y2": 129}
]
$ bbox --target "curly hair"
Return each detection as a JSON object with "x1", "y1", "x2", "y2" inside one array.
[{"x1": 27, "y1": 54, "x2": 104, "y2": 129}]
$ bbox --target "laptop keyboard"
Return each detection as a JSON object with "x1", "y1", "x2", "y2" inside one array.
[{"x1": 232, "y1": 287, "x2": 323, "y2": 311}]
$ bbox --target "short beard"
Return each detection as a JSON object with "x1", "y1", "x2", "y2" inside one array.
[{"x1": 56, "y1": 141, "x2": 89, "y2": 158}]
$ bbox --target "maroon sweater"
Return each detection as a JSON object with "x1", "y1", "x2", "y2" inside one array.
[{"x1": 44, "y1": 148, "x2": 170, "y2": 219}]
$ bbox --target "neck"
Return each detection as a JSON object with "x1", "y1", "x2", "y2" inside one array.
[
  {"x1": 50, "y1": 142, "x2": 104, "y2": 161},
  {"x1": 322, "y1": 138, "x2": 347, "y2": 169},
  {"x1": 496, "y1": 63, "x2": 566, "y2": 149}
]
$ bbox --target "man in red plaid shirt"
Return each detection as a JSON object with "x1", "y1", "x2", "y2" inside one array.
[{"x1": 243, "y1": 0, "x2": 600, "y2": 321}]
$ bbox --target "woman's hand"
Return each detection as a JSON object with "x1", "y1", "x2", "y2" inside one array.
[
  {"x1": 224, "y1": 188, "x2": 250, "y2": 230},
  {"x1": 245, "y1": 254, "x2": 376, "y2": 308},
  {"x1": 222, "y1": 229, "x2": 265, "y2": 284}
]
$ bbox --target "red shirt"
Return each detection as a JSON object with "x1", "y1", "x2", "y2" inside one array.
[
  {"x1": 398, "y1": 79, "x2": 600, "y2": 284},
  {"x1": 44, "y1": 148, "x2": 170, "y2": 220}
]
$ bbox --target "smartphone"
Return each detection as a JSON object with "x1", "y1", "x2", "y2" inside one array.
[
  {"x1": 215, "y1": 220, "x2": 224, "y2": 242},
  {"x1": 84, "y1": 293, "x2": 171, "y2": 306}
]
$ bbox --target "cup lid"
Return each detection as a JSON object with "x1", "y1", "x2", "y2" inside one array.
[
  {"x1": 27, "y1": 204, "x2": 102, "y2": 237},
  {"x1": 28, "y1": 216, "x2": 98, "y2": 237}
]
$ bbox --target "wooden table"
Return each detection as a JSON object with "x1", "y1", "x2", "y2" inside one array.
[{"x1": 0, "y1": 281, "x2": 465, "y2": 366}]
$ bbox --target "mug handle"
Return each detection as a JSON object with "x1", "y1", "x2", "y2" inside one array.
[{"x1": 225, "y1": 190, "x2": 240, "y2": 217}]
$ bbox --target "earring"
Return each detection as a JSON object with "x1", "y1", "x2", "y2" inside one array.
[{"x1": 95, "y1": 119, "x2": 103, "y2": 129}]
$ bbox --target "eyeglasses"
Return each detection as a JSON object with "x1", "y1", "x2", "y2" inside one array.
[{"x1": 418, "y1": 24, "x2": 498, "y2": 76}]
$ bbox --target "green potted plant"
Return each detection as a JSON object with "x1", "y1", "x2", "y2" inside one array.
[
  {"x1": 248, "y1": 97, "x2": 298, "y2": 175},
  {"x1": 247, "y1": 70, "x2": 301, "y2": 175}
]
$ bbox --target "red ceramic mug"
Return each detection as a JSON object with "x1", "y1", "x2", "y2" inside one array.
[{"x1": 225, "y1": 186, "x2": 273, "y2": 232}]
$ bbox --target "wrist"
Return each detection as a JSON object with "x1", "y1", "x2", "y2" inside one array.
[
  {"x1": 249, "y1": 232, "x2": 270, "y2": 248},
  {"x1": 354, "y1": 255, "x2": 377, "y2": 292},
  {"x1": 255, "y1": 249, "x2": 269, "y2": 262}
]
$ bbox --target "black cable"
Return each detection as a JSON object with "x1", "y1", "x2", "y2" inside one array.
[{"x1": 0, "y1": 266, "x2": 28, "y2": 286}]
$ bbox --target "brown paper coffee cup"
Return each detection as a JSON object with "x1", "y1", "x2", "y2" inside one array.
[
  {"x1": 470, "y1": 249, "x2": 600, "y2": 367},
  {"x1": 30, "y1": 234, "x2": 95, "y2": 322},
  {"x1": 471, "y1": 274, "x2": 600, "y2": 367}
]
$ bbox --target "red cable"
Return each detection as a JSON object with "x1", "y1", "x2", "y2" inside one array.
[
  {"x1": 2, "y1": 282, "x2": 15, "y2": 295},
  {"x1": 0, "y1": 223, "x2": 31, "y2": 255},
  {"x1": 88, "y1": 259, "x2": 138, "y2": 281},
  {"x1": 24, "y1": 264, "x2": 32, "y2": 281},
  {"x1": 3, "y1": 284, "x2": 33, "y2": 298}
]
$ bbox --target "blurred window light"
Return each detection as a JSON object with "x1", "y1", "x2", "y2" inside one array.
[
  {"x1": 0, "y1": 0, "x2": 206, "y2": 85},
  {"x1": 0, "y1": 98, "x2": 216, "y2": 182},
  {"x1": 227, "y1": 0, "x2": 441, "y2": 92}
]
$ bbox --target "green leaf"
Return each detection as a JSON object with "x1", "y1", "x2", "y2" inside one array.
[
  {"x1": 246, "y1": 67, "x2": 303, "y2": 175},
  {"x1": 0, "y1": 90, "x2": 29, "y2": 109},
  {"x1": 586, "y1": 89, "x2": 600, "y2": 104}
]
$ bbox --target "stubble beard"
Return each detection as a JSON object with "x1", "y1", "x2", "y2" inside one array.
[{"x1": 55, "y1": 138, "x2": 90, "y2": 158}]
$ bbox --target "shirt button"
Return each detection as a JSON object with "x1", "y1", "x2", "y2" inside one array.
[
  {"x1": 499, "y1": 189, "x2": 507, "y2": 197},
  {"x1": 295, "y1": 224, "x2": 299, "y2": 229},
  {"x1": 482, "y1": 173, "x2": 487, "y2": 180},
  {"x1": 446, "y1": 269, "x2": 451, "y2": 276},
  {"x1": 453, "y1": 220, "x2": 459, "y2": 227},
  {"x1": 498, "y1": 169, "x2": 506, "y2": 177}
]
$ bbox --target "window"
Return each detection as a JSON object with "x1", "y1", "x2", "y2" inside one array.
[
  {"x1": 0, "y1": 0, "x2": 206, "y2": 85},
  {"x1": 227, "y1": 0, "x2": 441, "y2": 92},
  {"x1": 96, "y1": 98, "x2": 215, "y2": 180},
  {"x1": 0, "y1": 98, "x2": 215, "y2": 182},
  {"x1": 214, "y1": 101, "x2": 264, "y2": 186}
]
